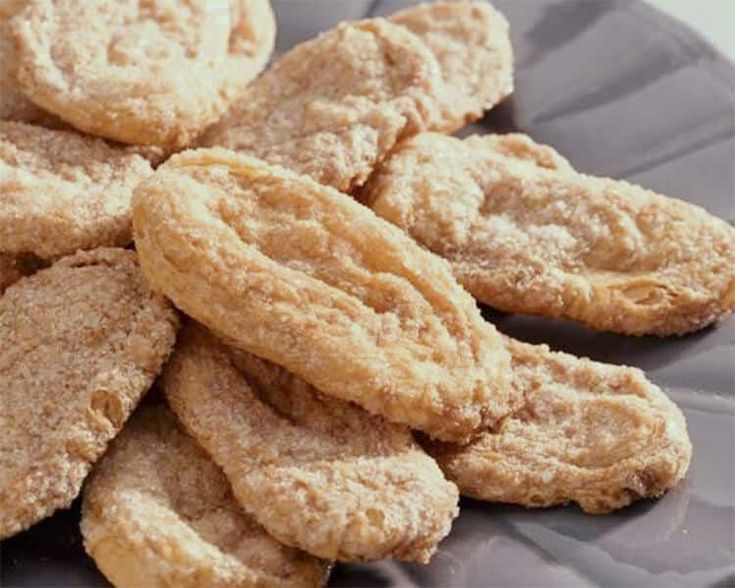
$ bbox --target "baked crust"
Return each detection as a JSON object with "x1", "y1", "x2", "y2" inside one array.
[
  {"x1": 0, "y1": 248, "x2": 178, "y2": 538},
  {"x1": 133, "y1": 149, "x2": 514, "y2": 442},
  {"x1": 162, "y1": 325, "x2": 459, "y2": 562},
  {"x1": 365, "y1": 132, "x2": 735, "y2": 335},
  {"x1": 13, "y1": 0, "x2": 275, "y2": 147},
  {"x1": 0, "y1": 121, "x2": 153, "y2": 258},
  {"x1": 423, "y1": 337, "x2": 692, "y2": 514},
  {"x1": 82, "y1": 403, "x2": 329, "y2": 588}
]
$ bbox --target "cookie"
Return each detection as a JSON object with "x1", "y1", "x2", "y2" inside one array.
[
  {"x1": 13, "y1": 0, "x2": 275, "y2": 147},
  {"x1": 201, "y1": 17, "x2": 443, "y2": 191},
  {"x1": 133, "y1": 149, "x2": 513, "y2": 443},
  {"x1": 365, "y1": 132, "x2": 735, "y2": 335},
  {"x1": 162, "y1": 324, "x2": 459, "y2": 562},
  {"x1": 82, "y1": 404, "x2": 328, "y2": 588},
  {"x1": 0, "y1": 0, "x2": 58, "y2": 125},
  {"x1": 423, "y1": 337, "x2": 692, "y2": 513},
  {"x1": 0, "y1": 248, "x2": 178, "y2": 538},
  {"x1": 390, "y1": 1, "x2": 513, "y2": 131},
  {"x1": 0, "y1": 121, "x2": 153, "y2": 258}
]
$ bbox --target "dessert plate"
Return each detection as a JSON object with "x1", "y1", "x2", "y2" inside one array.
[{"x1": 2, "y1": 1, "x2": 733, "y2": 586}]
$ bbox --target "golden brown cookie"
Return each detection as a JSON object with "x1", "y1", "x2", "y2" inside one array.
[
  {"x1": 365, "y1": 132, "x2": 735, "y2": 336},
  {"x1": 162, "y1": 324, "x2": 459, "y2": 562},
  {"x1": 0, "y1": 248, "x2": 178, "y2": 539},
  {"x1": 82, "y1": 404, "x2": 329, "y2": 588},
  {"x1": 133, "y1": 149, "x2": 513, "y2": 443},
  {"x1": 201, "y1": 17, "x2": 443, "y2": 191},
  {"x1": 13, "y1": 0, "x2": 275, "y2": 147},
  {"x1": 390, "y1": 1, "x2": 513, "y2": 132},
  {"x1": 423, "y1": 337, "x2": 692, "y2": 513},
  {"x1": 0, "y1": 0, "x2": 58, "y2": 125},
  {"x1": 0, "y1": 121, "x2": 153, "y2": 258}
]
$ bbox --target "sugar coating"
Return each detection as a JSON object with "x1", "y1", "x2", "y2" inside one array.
[
  {"x1": 365, "y1": 132, "x2": 735, "y2": 335},
  {"x1": 13, "y1": 0, "x2": 275, "y2": 147},
  {"x1": 0, "y1": 248, "x2": 178, "y2": 539},
  {"x1": 203, "y1": 4, "x2": 513, "y2": 191},
  {"x1": 82, "y1": 404, "x2": 328, "y2": 588},
  {"x1": 424, "y1": 337, "x2": 692, "y2": 513},
  {"x1": 162, "y1": 325, "x2": 459, "y2": 562},
  {"x1": 202, "y1": 17, "x2": 442, "y2": 191},
  {"x1": 0, "y1": 0, "x2": 58, "y2": 125},
  {"x1": 133, "y1": 148, "x2": 515, "y2": 443},
  {"x1": 390, "y1": 1, "x2": 513, "y2": 132},
  {"x1": 0, "y1": 121, "x2": 153, "y2": 258}
]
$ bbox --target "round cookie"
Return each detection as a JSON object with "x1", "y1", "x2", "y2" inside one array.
[
  {"x1": 12, "y1": 0, "x2": 275, "y2": 147},
  {"x1": 0, "y1": 248, "x2": 178, "y2": 539},
  {"x1": 82, "y1": 404, "x2": 329, "y2": 588},
  {"x1": 0, "y1": 121, "x2": 153, "y2": 258}
]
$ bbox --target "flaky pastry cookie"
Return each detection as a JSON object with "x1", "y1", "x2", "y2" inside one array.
[
  {"x1": 0, "y1": 121, "x2": 153, "y2": 258},
  {"x1": 365, "y1": 132, "x2": 735, "y2": 335},
  {"x1": 13, "y1": 0, "x2": 275, "y2": 147},
  {"x1": 390, "y1": 1, "x2": 513, "y2": 132},
  {"x1": 133, "y1": 149, "x2": 514, "y2": 443},
  {"x1": 423, "y1": 337, "x2": 692, "y2": 513},
  {"x1": 82, "y1": 404, "x2": 328, "y2": 588},
  {"x1": 0, "y1": 248, "x2": 178, "y2": 538},
  {"x1": 163, "y1": 325, "x2": 459, "y2": 562}
]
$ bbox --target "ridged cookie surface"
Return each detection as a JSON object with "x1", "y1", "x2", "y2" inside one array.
[
  {"x1": 0, "y1": 248, "x2": 178, "y2": 539},
  {"x1": 365, "y1": 132, "x2": 735, "y2": 335},
  {"x1": 162, "y1": 325, "x2": 459, "y2": 562},
  {"x1": 390, "y1": 1, "x2": 513, "y2": 132},
  {"x1": 133, "y1": 149, "x2": 513, "y2": 442},
  {"x1": 13, "y1": 0, "x2": 275, "y2": 147},
  {"x1": 423, "y1": 337, "x2": 692, "y2": 513},
  {"x1": 201, "y1": 17, "x2": 441, "y2": 191},
  {"x1": 0, "y1": 121, "x2": 153, "y2": 258},
  {"x1": 82, "y1": 404, "x2": 328, "y2": 588}
]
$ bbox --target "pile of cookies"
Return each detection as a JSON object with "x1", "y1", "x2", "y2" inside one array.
[{"x1": 1, "y1": 1, "x2": 733, "y2": 586}]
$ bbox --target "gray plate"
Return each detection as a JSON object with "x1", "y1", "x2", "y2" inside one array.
[{"x1": 2, "y1": 1, "x2": 734, "y2": 586}]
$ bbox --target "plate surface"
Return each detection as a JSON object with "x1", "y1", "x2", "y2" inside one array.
[{"x1": 2, "y1": 1, "x2": 734, "y2": 586}]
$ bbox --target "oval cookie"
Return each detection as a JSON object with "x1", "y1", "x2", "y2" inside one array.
[
  {"x1": 13, "y1": 0, "x2": 275, "y2": 147},
  {"x1": 365, "y1": 132, "x2": 735, "y2": 336},
  {"x1": 423, "y1": 337, "x2": 692, "y2": 513},
  {"x1": 133, "y1": 148, "x2": 513, "y2": 443},
  {"x1": 82, "y1": 404, "x2": 328, "y2": 588},
  {"x1": 201, "y1": 17, "x2": 443, "y2": 191},
  {"x1": 0, "y1": 248, "x2": 178, "y2": 539},
  {"x1": 0, "y1": 121, "x2": 153, "y2": 258},
  {"x1": 390, "y1": 1, "x2": 513, "y2": 132},
  {"x1": 162, "y1": 325, "x2": 458, "y2": 562}
]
